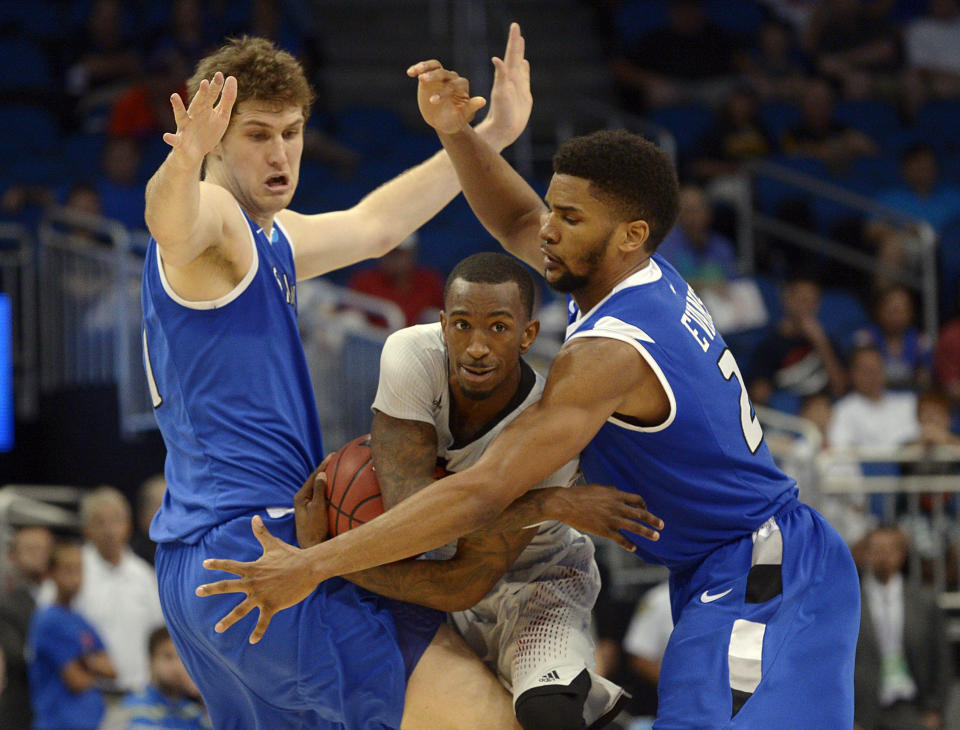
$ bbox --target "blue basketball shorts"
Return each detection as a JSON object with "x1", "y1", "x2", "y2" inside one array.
[
  {"x1": 155, "y1": 510, "x2": 442, "y2": 730},
  {"x1": 656, "y1": 502, "x2": 860, "y2": 729}
]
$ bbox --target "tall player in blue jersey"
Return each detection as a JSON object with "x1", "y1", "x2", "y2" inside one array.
[
  {"x1": 142, "y1": 31, "x2": 542, "y2": 729},
  {"x1": 198, "y1": 61, "x2": 861, "y2": 727}
]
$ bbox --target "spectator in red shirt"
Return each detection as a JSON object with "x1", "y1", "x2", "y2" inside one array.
[
  {"x1": 934, "y1": 315, "x2": 960, "y2": 405},
  {"x1": 347, "y1": 233, "x2": 445, "y2": 328},
  {"x1": 108, "y1": 48, "x2": 189, "y2": 140}
]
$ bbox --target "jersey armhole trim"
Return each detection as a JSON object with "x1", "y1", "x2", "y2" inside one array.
[
  {"x1": 274, "y1": 216, "x2": 296, "y2": 259},
  {"x1": 155, "y1": 211, "x2": 260, "y2": 310},
  {"x1": 566, "y1": 330, "x2": 677, "y2": 433}
]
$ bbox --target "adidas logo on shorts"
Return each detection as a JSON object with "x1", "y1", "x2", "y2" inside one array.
[{"x1": 538, "y1": 670, "x2": 561, "y2": 683}]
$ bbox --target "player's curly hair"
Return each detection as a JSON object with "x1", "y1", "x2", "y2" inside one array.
[
  {"x1": 188, "y1": 36, "x2": 314, "y2": 122},
  {"x1": 445, "y1": 252, "x2": 537, "y2": 319},
  {"x1": 553, "y1": 130, "x2": 679, "y2": 252}
]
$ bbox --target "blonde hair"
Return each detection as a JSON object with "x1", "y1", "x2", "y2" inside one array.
[{"x1": 188, "y1": 36, "x2": 314, "y2": 123}]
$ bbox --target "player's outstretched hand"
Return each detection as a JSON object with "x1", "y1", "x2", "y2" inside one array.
[
  {"x1": 294, "y1": 457, "x2": 332, "y2": 548},
  {"x1": 196, "y1": 516, "x2": 318, "y2": 644},
  {"x1": 483, "y1": 22, "x2": 532, "y2": 146},
  {"x1": 407, "y1": 58, "x2": 486, "y2": 135},
  {"x1": 553, "y1": 484, "x2": 663, "y2": 551},
  {"x1": 162, "y1": 71, "x2": 238, "y2": 166}
]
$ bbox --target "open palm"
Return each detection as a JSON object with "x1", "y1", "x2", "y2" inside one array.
[{"x1": 163, "y1": 71, "x2": 238, "y2": 166}]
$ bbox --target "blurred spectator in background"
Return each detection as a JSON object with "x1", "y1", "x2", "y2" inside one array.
[
  {"x1": 0, "y1": 526, "x2": 54, "y2": 729},
  {"x1": 610, "y1": 0, "x2": 739, "y2": 110},
  {"x1": 805, "y1": 0, "x2": 900, "y2": 99},
  {"x1": 828, "y1": 346, "x2": 920, "y2": 450},
  {"x1": 28, "y1": 541, "x2": 116, "y2": 730},
  {"x1": 759, "y1": 0, "x2": 820, "y2": 38},
  {"x1": 132, "y1": 474, "x2": 166, "y2": 566},
  {"x1": 97, "y1": 136, "x2": 147, "y2": 231},
  {"x1": 875, "y1": 143, "x2": 960, "y2": 233},
  {"x1": 740, "y1": 18, "x2": 810, "y2": 102},
  {"x1": 933, "y1": 313, "x2": 960, "y2": 405},
  {"x1": 75, "y1": 486, "x2": 164, "y2": 692},
  {"x1": 621, "y1": 579, "x2": 673, "y2": 720},
  {"x1": 63, "y1": 0, "x2": 143, "y2": 131},
  {"x1": 657, "y1": 184, "x2": 739, "y2": 290},
  {"x1": 151, "y1": 0, "x2": 217, "y2": 71},
  {"x1": 108, "y1": 626, "x2": 211, "y2": 730},
  {"x1": 347, "y1": 233, "x2": 445, "y2": 327},
  {"x1": 782, "y1": 77, "x2": 878, "y2": 172},
  {"x1": 108, "y1": 47, "x2": 190, "y2": 140},
  {"x1": 689, "y1": 85, "x2": 777, "y2": 184},
  {"x1": 851, "y1": 285, "x2": 933, "y2": 391},
  {"x1": 749, "y1": 275, "x2": 848, "y2": 407},
  {"x1": 901, "y1": 0, "x2": 960, "y2": 118},
  {"x1": 854, "y1": 525, "x2": 951, "y2": 730}
]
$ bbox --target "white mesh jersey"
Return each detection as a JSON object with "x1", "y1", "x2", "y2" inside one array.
[{"x1": 372, "y1": 323, "x2": 623, "y2": 719}]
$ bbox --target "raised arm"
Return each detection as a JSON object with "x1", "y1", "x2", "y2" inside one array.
[
  {"x1": 200, "y1": 336, "x2": 665, "y2": 642},
  {"x1": 408, "y1": 56, "x2": 549, "y2": 271},
  {"x1": 281, "y1": 23, "x2": 533, "y2": 280},
  {"x1": 144, "y1": 72, "x2": 241, "y2": 268}
]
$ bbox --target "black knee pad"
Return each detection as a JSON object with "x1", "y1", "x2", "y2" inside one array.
[{"x1": 514, "y1": 669, "x2": 591, "y2": 730}]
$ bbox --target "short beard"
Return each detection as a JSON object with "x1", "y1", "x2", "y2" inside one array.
[
  {"x1": 547, "y1": 270, "x2": 590, "y2": 293},
  {"x1": 546, "y1": 238, "x2": 606, "y2": 293}
]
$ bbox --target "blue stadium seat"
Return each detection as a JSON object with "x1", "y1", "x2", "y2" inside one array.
[
  {"x1": 760, "y1": 101, "x2": 801, "y2": 143},
  {"x1": 915, "y1": 100, "x2": 960, "y2": 149},
  {"x1": 705, "y1": 0, "x2": 768, "y2": 36},
  {"x1": 820, "y1": 287, "x2": 870, "y2": 344},
  {"x1": 646, "y1": 104, "x2": 714, "y2": 160},
  {"x1": 834, "y1": 99, "x2": 902, "y2": 140},
  {"x1": 614, "y1": 0, "x2": 669, "y2": 46},
  {"x1": 938, "y1": 215, "x2": 960, "y2": 319},
  {"x1": 61, "y1": 132, "x2": 106, "y2": 174},
  {"x1": 0, "y1": 106, "x2": 60, "y2": 161},
  {"x1": 334, "y1": 106, "x2": 407, "y2": 157},
  {"x1": 840, "y1": 154, "x2": 902, "y2": 196},
  {"x1": 0, "y1": 39, "x2": 52, "y2": 91}
]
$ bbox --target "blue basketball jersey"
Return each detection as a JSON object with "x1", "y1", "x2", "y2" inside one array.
[
  {"x1": 142, "y1": 207, "x2": 323, "y2": 543},
  {"x1": 566, "y1": 255, "x2": 797, "y2": 569}
]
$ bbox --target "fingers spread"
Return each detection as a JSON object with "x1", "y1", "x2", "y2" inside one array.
[
  {"x1": 218, "y1": 75, "x2": 238, "y2": 113},
  {"x1": 196, "y1": 578, "x2": 245, "y2": 596},
  {"x1": 214, "y1": 598, "x2": 255, "y2": 634},
  {"x1": 201, "y1": 558, "x2": 246, "y2": 577},
  {"x1": 249, "y1": 609, "x2": 275, "y2": 644}
]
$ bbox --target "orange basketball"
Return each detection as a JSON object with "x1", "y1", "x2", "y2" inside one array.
[{"x1": 323, "y1": 434, "x2": 385, "y2": 537}]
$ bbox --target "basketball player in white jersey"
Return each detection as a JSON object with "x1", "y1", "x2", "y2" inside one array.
[{"x1": 295, "y1": 252, "x2": 658, "y2": 728}]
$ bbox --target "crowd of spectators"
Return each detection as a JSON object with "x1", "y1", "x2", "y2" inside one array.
[
  {"x1": 3, "y1": 0, "x2": 960, "y2": 728},
  {"x1": 0, "y1": 475, "x2": 211, "y2": 728}
]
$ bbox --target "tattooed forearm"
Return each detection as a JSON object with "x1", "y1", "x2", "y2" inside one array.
[
  {"x1": 344, "y1": 529, "x2": 535, "y2": 612},
  {"x1": 370, "y1": 411, "x2": 440, "y2": 509}
]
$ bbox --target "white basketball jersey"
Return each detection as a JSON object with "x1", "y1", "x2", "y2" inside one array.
[{"x1": 372, "y1": 324, "x2": 622, "y2": 720}]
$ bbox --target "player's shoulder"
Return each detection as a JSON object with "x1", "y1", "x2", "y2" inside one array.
[{"x1": 385, "y1": 322, "x2": 444, "y2": 351}]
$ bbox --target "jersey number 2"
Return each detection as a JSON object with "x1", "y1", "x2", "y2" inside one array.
[{"x1": 717, "y1": 348, "x2": 762, "y2": 453}]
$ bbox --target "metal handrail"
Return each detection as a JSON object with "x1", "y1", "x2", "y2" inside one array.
[{"x1": 736, "y1": 159, "x2": 939, "y2": 339}]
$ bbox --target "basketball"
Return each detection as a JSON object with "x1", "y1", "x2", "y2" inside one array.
[
  {"x1": 323, "y1": 434, "x2": 385, "y2": 537},
  {"x1": 323, "y1": 435, "x2": 452, "y2": 536}
]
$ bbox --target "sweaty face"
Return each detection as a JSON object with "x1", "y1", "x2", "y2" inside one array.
[
  {"x1": 539, "y1": 174, "x2": 620, "y2": 294},
  {"x1": 212, "y1": 101, "x2": 304, "y2": 221},
  {"x1": 442, "y1": 280, "x2": 533, "y2": 401}
]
